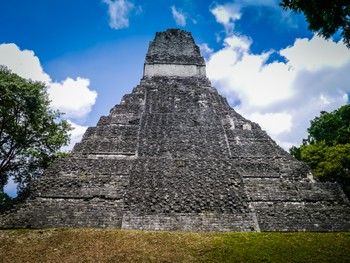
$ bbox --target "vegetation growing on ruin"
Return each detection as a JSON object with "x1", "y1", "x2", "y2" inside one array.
[{"x1": 290, "y1": 104, "x2": 350, "y2": 198}]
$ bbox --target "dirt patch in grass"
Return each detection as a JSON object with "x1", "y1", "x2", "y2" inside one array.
[{"x1": 0, "y1": 229, "x2": 349, "y2": 263}]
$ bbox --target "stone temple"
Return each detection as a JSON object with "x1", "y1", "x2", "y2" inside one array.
[{"x1": 1, "y1": 29, "x2": 349, "y2": 231}]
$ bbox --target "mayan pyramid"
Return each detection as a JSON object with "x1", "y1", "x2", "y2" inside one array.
[{"x1": 1, "y1": 29, "x2": 349, "y2": 231}]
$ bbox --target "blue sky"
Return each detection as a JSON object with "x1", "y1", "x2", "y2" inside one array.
[{"x1": 1, "y1": 0, "x2": 350, "y2": 196}]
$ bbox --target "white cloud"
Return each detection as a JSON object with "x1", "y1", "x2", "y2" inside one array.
[
  {"x1": 0, "y1": 43, "x2": 98, "y2": 121},
  {"x1": 0, "y1": 43, "x2": 98, "y2": 152},
  {"x1": 48, "y1": 77, "x2": 97, "y2": 119},
  {"x1": 210, "y1": 0, "x2": 294, "y2": 35},
  {"x1": 281, "y1": 37, "x2": 350, "y2": 71},
  {"x1": 62, "y1": 120, "x2": 88, "y2": 152},
  {"x1": 0, "y1": 43, "x2": 51, "y2": 84},
  {"x1": 103, "y1": 0, "x2": 135, "y2": 29},
  {"x1": 206, "y1": 34, "x2": 350, "y2": 149},
  {"x1": 208, "y1": 35, "x2": 295, "y2": 108},
  {"x1": 210, "y1": 3, "x2": 240, "y2": 33},
  {"x1": 198, "y1": 43, "x2": 214, "y2": 59},
  {"x1": 225, "y1": 34, "x2": 252, "y2": 51},
  {"x1": 171, "y1": 6, "x2": 186, "y2": 27},
  {"x1": 249, "y1": 112, "x2": 292, "y2": 136},
  {"x1": 211, "y1": 4, "x2": 241, "y2": 24}
]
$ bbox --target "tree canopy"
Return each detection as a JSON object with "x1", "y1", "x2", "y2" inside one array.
[
  {"x1": 0, "y1": 66, "x2": 71, "y2": 193},
  {"x1": 290, "y1": 104, "x2": 350, "y2": 198},
  {"x1": 280, "y1": 0, "x2": 350, "y2": 48}
]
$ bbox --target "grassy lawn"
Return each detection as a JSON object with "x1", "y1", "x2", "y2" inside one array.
[{"x1": 0, "y1": 229, "x2": 349, "y2": 263}]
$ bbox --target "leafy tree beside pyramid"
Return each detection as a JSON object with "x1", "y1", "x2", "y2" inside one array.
[{"x1": 290, "y1": 104, "x2": 350, "y2": 198}]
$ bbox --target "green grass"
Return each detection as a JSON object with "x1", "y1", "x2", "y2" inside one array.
[{"x1": 0, "y1": 229, "x2": 349, "y2": 263}]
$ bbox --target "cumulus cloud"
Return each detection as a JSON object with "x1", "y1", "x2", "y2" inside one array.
[
  {"x1": 198, "y1": 43, "x2": 214, "y2": 58},
  {"x1": 103, "y1": 0, "x2": 135, "y2": 29},
  {"x1": 0, "y1": 43, "x2": 51, "y2": 84},
  {"x1": 206, "y1": 34, "x2": 350, "y2": 149},
  {"x1": 281, "y1": 37, "x2": 350, "y2": 71},
  {"x1": 0, "y1": 43, "x2": 97, "y2": 121},
  {"x1": 210, "y1": 0, "x2": 293, "y2": 35},
  {"x1": 249, "y1": 112, "x2": 292, "y2": 136},
  {"x1": 210, "y1": 3, "x2": 241, "y2": 33},
  {"x1": 171, "y1": 6, "x2": 186, "y2": 27},
  {"x1": 48, "y1": 77, "x2": 97, "y2": 119}
]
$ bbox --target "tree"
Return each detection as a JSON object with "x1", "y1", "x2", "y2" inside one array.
[
  {"x1": 0, "y1": 191, "x2": 11, "y2": 205},
  {"x1": 280, "y1": 0, "x2": 350, "y2": 48},
  {"x1": 306, "y1": 105, "x2": 350, "y2": 145},
  {"x1": 299, "y1": 142, "x2": 350, "y2": 194},
  {"x1": 0, "y1": 66, "x2": 71, "y2": 193},
  {"x1": 290, "y1": 104, "x2": 350, "y2": 198}
]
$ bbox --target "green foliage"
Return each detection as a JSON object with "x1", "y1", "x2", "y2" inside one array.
[
  {"x1": 290, "y1": 105, "x2": 350, "y2": 198},
  {"x1": 280, "y1": 0, "x2": 350, "y2": 48},
  {"x1": 289, "y1": 145, "x2": 301, "y2": 160},
  {"x1": 0, "y1": 66, "x2": 71, "y2": 193},
  {"x1": 306, "y1": 105, "x2": 350, "y2": 145},
  {"x1": 0, "y1": 191, "x2": 11, "y2": 205},
  {"x1": 299, "y1": 142, "x2": 350, "y2": 196}
]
